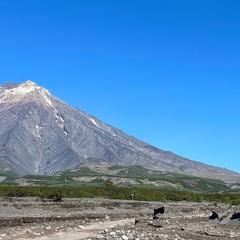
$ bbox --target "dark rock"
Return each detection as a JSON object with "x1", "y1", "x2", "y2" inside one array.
[
  {"x1": 154, "y1": 207, "x2": 165, "y2": 215},
  {"x1": 135, "y1": 219, "x2": 139, "y2": 225},
  {"x1": 153, "y1": 207, "x2": 164, "y2": 219},
  {"x1": 209, "y1": 211, "x2": 219, "y2": 220},
  {"x1": 230, "y1": 212, "x2": 240, "y2": 220}
]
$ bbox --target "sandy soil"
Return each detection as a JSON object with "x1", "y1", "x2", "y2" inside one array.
[{"x1": 0, "y1": 197, "x2": 239, "y2": 240}]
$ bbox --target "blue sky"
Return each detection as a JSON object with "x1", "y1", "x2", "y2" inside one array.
[{"x1": 0, "y1": 0, "x2": 240, "y2": 173}]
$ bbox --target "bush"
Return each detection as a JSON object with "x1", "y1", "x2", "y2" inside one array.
[
  {"x1": 5, "y1": 188, "x2": 29, "y2": 197},
  {"x1": 46, "y1": 191, "x2": 63, "y2": 202}
]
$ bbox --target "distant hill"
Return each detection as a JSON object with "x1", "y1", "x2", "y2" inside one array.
[
  {"x1": 0, "y1": 163, "x2": 233, "y2": 193},
  {"x1": 0, "y1": 80, "x2": 239, "y2": 185}
]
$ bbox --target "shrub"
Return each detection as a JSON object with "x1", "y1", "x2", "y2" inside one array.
[
  {"x1": 46, "y1": 191, "x2": 63, "y2": 202},
  {"x1": 5, "y1": 188, "x2": 29, "y2": 197}
]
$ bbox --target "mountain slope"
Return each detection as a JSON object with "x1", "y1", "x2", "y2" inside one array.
[
  {"x1": 9, "y1": 163, "x2": 231, "y2": 192},
  {"x1": 0, "y1": 80, "x2": 239, "y2": 181}
]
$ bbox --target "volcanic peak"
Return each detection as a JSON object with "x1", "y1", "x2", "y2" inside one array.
[{"x1": 0, "y1": 80, "x2": 52, "y2": 105}]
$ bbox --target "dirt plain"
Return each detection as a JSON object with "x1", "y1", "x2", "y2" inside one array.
[{"x1": 0, "y1": 197, "x2": 239, "y2": 240}]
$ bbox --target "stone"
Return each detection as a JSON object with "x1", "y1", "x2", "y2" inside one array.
[
  {"x1": 78, "y1": 225, "x2": 85, "y2": 229},
  {"x1": 96, "y1": 235, "x2": 104, "y2": 239},
  {"x1": 122, "y1": 235, "x2": 128, "y2": 240},
  {"x1": 109, "y1": 231, "x2": 117, "y2": 238}
]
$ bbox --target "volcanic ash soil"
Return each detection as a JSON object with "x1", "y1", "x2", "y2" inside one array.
[{"x1": 0, "y1": 197, "x2": 239, "y2": 239}]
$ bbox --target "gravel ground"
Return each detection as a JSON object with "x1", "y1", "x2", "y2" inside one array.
[{"x1": 0, "y1": 197, "x2": 239, "y2": 240}]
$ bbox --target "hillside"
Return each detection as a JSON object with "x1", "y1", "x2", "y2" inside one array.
[{"x1": 0, "y1": 162, "x2": 237, "y2": 193}]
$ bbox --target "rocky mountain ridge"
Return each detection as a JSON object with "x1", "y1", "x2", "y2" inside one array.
[{"x1": 0, "y1": 80, "x2": 239, "y2": 181}]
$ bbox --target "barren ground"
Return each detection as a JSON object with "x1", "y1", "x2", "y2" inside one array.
[{"x1": 0, "y1": 197, "x2": 239, "y2": 240}]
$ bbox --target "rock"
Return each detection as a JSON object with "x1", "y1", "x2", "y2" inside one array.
[
  {"x1": 230, "y1": 212, "x2": 240, "y2": 220},
  {"x1": 209, "y1": 211, "x2": 219, "y2": 220},
  {"x1": 78, "y1": 225, "x2": 85, "y2": 229},
  {"x1": 229, "y1": 232, "x2": 239, "y2": 238},
  {"x1": 135, "y1": 219, "x2": 139, "y2": 225},
  {"x1": 32, "y1": 232, "x2": 41, "y2": 236},
  {"x1": 153, "y1": 207, "x2": 165, "y2": 219},
  {"x1": 109, "y1": 231, "x2": 117, "y2": 237},
  {"x1": 104, "y1": 228, "x2": 109, "y2": 233},
  {"x1": 96, "y1": 235, "x2": 104, "y2": 239}
]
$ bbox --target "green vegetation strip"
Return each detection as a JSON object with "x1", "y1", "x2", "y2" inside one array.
[
  {"x1": 0, "y1": 185, "x2": 240, "y2": 205},
  {"x1": 4, "y1": 165, "x2": 230, "y2": 192}
]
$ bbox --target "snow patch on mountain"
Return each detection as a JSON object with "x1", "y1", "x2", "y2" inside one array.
[
  {"x1": 89, "y1": 117, "x2": 101, "y2": 128},
  {"x1": 38, "y1": 88, "x2": 52, "y2": 105},
  {"x1": 35, "y1": 124, "x2": 42, "y2": 138}
]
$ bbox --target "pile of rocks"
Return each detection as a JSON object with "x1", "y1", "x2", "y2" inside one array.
[{"x1": 94, "y1": 223, "x2": 180, "y2": 240}]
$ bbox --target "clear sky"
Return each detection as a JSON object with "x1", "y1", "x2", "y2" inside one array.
[{"x1": 0, "y1": 1, "x2": 240, "y2": 173}]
